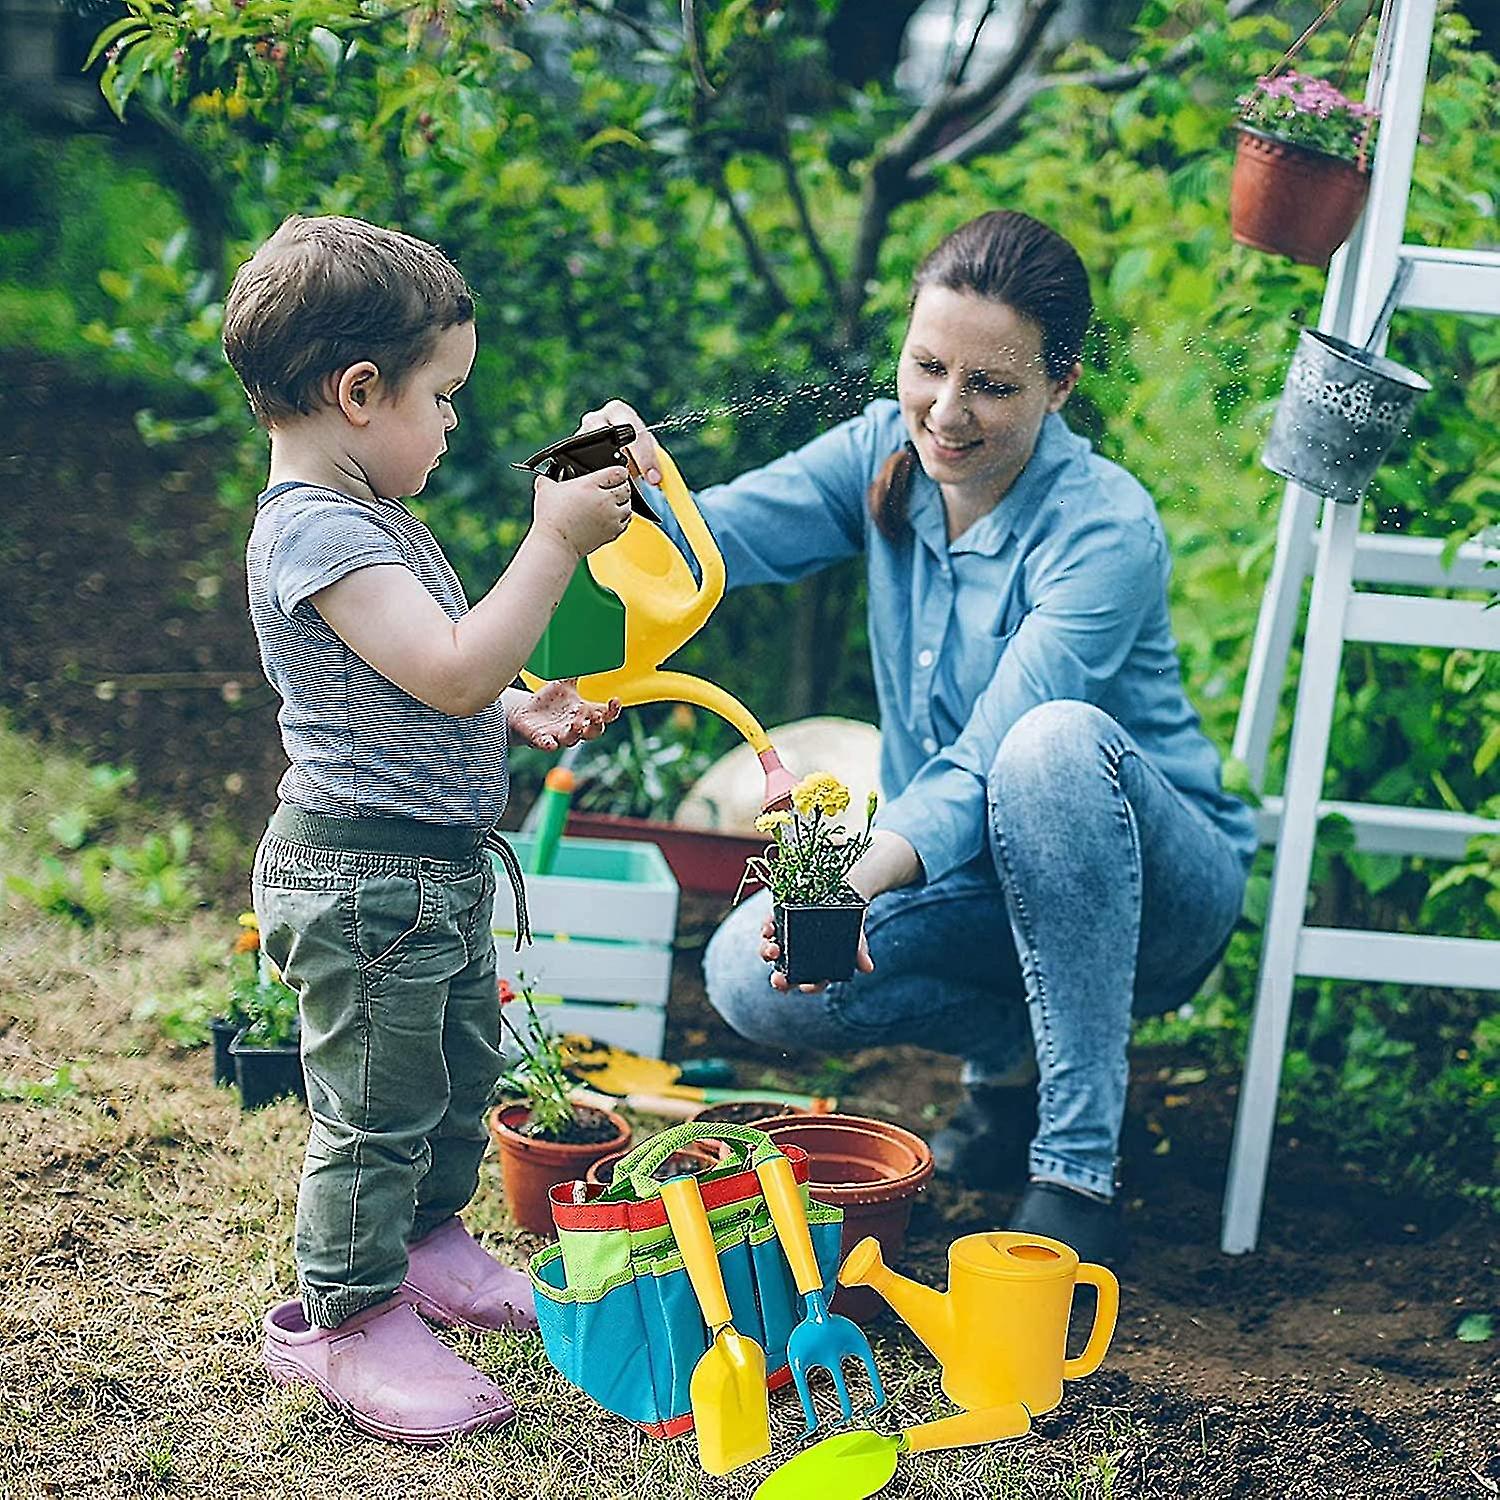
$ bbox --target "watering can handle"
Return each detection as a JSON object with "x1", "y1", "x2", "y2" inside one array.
[
  {"x1": 756, "y1": 1154, "x2": 822, "y2": 1298},
  {"x1": 1062, "y1": 1262, "x2": 1119, "y2": 1380},
  {"x1": 647, "y1": 443, "x2": 726, "y2": 621}
]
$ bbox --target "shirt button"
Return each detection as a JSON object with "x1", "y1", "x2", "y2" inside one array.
[
  {"x1": 922, "y1": 736, "x2": 938, "y2": 754},
  {"x1": 917, "y1": 649, "x2": 934, "y2": 668}
]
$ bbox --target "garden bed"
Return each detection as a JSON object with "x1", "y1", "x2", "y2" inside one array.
[{"x1": 2, "y1": 357, "x2": 1495, "y2": 1497}]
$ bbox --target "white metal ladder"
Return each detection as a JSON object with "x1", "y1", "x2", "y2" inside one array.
[{"x1": 1221, "y1": 0, "x2": 1500, "y2": 1255}]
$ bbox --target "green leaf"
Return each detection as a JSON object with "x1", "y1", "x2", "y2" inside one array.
[
  {"x1": 582, "y1": 126, "x2": 645, "y2": 153},
  {"x1": 1109, "y1": 247, "x2": 1153, "y2": 301},
  {"x1": 1455, "y1": 1313, "x2": 1493, "y2": 1343},
  {"x1": 84, "y1": 16, "x2": 152, "y2": 71},
  {"x1": 1475, "y1": 722, "x2": 1500, "y2": 778},
  {"x1": 308, "y1": 25, "x2": 343, "y2": 72}
]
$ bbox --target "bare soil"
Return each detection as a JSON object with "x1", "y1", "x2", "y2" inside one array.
[{"x1": 2, "y1": 357, "x2": 1496, "y2": 1495}]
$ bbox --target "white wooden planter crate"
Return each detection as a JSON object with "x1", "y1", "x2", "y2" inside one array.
[{"x1": 491, "y1": 832, "x2": 679, "y2": 1060}]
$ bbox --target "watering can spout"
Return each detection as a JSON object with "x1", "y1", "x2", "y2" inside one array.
[
  {"x1": 759, "y1": 749, "x2": 796, "y2": 812},
  {"x1": 838, "y1": 1238, "x2": 956, "y2": 1363}
]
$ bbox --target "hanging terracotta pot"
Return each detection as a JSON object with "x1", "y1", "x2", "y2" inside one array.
[
  {"x1": 1229, "y1": 127, "x2": 1370, "y2": 268},
  {"x1": 488, "y1": 1102, "x2": 631, "y2": 1236}
]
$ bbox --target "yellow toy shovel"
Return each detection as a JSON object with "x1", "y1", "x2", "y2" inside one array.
[
  {"x1": 516, "y1": 425, "x2": 796, "y2": 811},
  {"x1": 659, "y1": 1174, "x2": 772, "y2": 1475}
]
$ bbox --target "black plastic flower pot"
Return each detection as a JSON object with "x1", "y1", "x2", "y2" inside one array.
[
  {"x1": 230, "y1": 1030, "x2": 307, "y2": 1111},
  {"x1": 209, "y1": 1017, "x2": 240, "y2": 1087},
  {"x1": 773, "y1": 889, "x2": 868, "y2": 986}
]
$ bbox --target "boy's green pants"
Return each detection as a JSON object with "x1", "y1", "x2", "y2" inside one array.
[{"x1": 253, "y1": 809, "x2": 501, "y2": 1329}]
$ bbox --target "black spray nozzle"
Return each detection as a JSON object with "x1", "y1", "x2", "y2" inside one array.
[{"x1": 513, "y1": 422, "x2": 658, "y2": 522}]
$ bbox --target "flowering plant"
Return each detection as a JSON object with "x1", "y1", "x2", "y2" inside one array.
[
  {"x1": 228, "y1": 913, "x2": 299, "y2": 1047},
  {"x1": 739, "y1": 773, "x2": 877, "y2": 907},
  {"x1": 1237, "y1": 71, "x2": 1378, "y2": 163},
  {"x1": 495, "y1": 977, "x2": 577, "y2": 1138}
]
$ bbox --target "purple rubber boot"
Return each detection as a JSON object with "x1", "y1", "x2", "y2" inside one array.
[
  {"x1": 262, "y1": 1297, "x2": 516, "y2": 1446},
  {"x1": 399, "y1": 1217, "x2": 539, "y2": 1334}
]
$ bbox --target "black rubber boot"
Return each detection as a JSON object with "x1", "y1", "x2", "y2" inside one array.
[
  {"x1": 1007, "y1": 1180, "x2": 1127, "y2": 1269},
  {"x1": 930, "y1": 1082, "x2": 1038, "y2": 1190}
]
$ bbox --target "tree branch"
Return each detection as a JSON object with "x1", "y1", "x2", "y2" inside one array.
[
  {"x1": 775, "y1": 123, "x2": 841, "y2": 310},
  {"x1": 570, "y1": 0, "x2": 671, "y2": 52},
  {"x1": 910, "y1": 0, "x2": 1279, "y2": 186},
  {"x1": 949, "y1": 0, "x2": 1000, "y2": 89},
  {"x1": 681, "y1": 0, "x2": 717, "y2": 99},
  {"x1": 839, "y1": 0, "x2": 1063, "y2": 319},
  {"x1": 873, "y1": 0, "x2": 1065, "y2": 186},
  {"x1": 712, "y1": 160, "x2": 792, "y2": 318}
]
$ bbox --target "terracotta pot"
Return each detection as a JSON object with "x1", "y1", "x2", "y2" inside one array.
[
  {"x1": 1229, "y1": 126, "x2": 1370, "y2": 268},
  {"x1": 488, "y1": 1102, "x2": 631, "y2": 1236},
  {"x1": 757, "y1": 1112, "x2": 935, "y2": 1325},
  {"x1": 585, "y1": 1137, "x2": 726, "y2": 1189},
  {"x1": 691, "y1": 1097, "x2": 807, "y2": 1128},
  {"x1": 563, "y1": 812, "x2": 766, "y2": 898}
]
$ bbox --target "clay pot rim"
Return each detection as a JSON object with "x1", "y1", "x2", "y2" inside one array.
[
  {"x1": 583, "y1": 1137, "x2": 727, "y2": 1188},
  {"x1": 691, "y1": 1098, "x2": 807, "y2": 1124},
  {"x1": 1234, "y1": 123, "x2": 1371, "y2": 175},
  {"x1": 756, "y1": 1111, "x2": 936, "y2": 1204},
  {"x1": 487, "y1": 1101, "x2": 631, "y2": 1163}
]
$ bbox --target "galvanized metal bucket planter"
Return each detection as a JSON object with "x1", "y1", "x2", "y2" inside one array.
[{"x1": 1262, "y1": 327, "x2": 1430, "y2": 504}]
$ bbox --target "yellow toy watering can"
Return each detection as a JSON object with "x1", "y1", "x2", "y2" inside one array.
[
  {"x1": 516, "y1": 424, "x2": 796, "y2": 811},
  {"x1": 838, "y1": 1231, "x2": 1118, "y2": 1420}
]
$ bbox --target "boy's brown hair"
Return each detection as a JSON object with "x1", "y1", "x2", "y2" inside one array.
[{"x1": 222, "y1": 214, "x2": 475, "y2": 426}]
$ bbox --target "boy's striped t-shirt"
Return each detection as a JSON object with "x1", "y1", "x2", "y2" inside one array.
[{"x1": 247, "y1": 482, "x2": 508, "y2": 828}]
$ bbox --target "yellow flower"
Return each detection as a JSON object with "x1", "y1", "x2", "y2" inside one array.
[
  {"x1": 237, "y1": 912, "x2": 259, "y2": 929},
  {"x1": 791, "y1": 772, "x2": 850, "y2": 819},
  {"x1": 755, "y1": 811, "x2": 790, "y2": 835}
]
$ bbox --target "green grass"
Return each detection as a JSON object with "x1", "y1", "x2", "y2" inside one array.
[{"x1": 0, "y1": 719, "x2": 1132, "y2": 1499}]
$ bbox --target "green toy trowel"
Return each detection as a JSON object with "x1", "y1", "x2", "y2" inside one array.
[{"x1": 752, "y1": 1403, "x2": 1030, "y2": 1500}]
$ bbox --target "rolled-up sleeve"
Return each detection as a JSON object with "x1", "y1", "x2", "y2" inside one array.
[{"x1": 877, "y1": 514, "x2": 1164, "y2": 882}]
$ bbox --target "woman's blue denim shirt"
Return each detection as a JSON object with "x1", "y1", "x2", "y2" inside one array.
[{"x1": 651, "y1": 400, "x2": 1257, "y2": 884}]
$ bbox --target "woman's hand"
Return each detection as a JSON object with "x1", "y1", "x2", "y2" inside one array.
[
  {"x1": 755, "y1": 829, "x2": 921, "y2": 992},
  {"x1": 506, "y1": 679, "x2": 622, "y2": 751},
  {"x1": 760, "y1": 918, "x2": 873, "y2": 994},
  {"x1": 577, "y1": 399, "x2": 663, "y2": 487}
]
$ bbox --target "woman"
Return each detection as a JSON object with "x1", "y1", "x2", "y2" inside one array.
[{"x1": 588, "y1": 210, "x2": 1255, "y2": 1264}]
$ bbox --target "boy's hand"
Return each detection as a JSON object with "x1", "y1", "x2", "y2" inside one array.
[
  {"x1": 508, "y1": 679, "x2": 622, "y2": 751},
  {"x1": 533, "y1": 468, "x2": 632, "y2": 559}
]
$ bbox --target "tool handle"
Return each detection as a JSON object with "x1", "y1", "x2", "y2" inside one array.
[
  {"x1": 660, "y1": 1175, "x2": 734, "y2": 1331},
  {"x1": 1062, "y1": 1262, "x2": 1119, "y2": 1380},
  {"x1": 755, "y1": 1154, "x2": 823, "y2": 1297},
  {"x1": 687, "y1": 1085, "x2": 831, "y2": 1109},
  {"x1": 526, "y1": 767, "x2": 574, "y2": 876},
  {"x1": 901, "y1": 1401, "x2": 1031, "y2": 1454}
]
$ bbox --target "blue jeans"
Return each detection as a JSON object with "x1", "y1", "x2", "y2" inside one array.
[{"x1": 705, "y1": 700, "x2": 1249, "y2": 1200}]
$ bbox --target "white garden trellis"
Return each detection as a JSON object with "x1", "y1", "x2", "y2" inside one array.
[{"x1": 1221, "y1": 0, "x2": 1500, "y2": 1255}]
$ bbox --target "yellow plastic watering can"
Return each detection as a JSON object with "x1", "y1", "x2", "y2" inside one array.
[
  {"x1": 517, "y1": 425, "x2": 796, "y2": 811},
  {"x1": 838, "y1": 1231, "x2": 1118, "y2": 1419}
]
